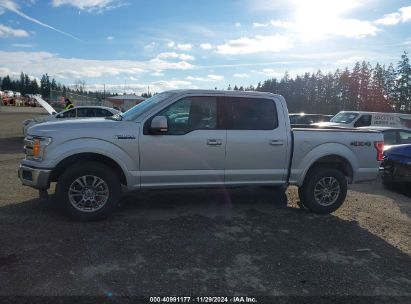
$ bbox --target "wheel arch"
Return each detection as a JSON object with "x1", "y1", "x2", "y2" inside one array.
[
  {"x1": 51, "y1": 152, "x2": 127, "y2": 186},
  {"x1": 303, "y1": 154, "x2": 354, "y2": 185}
]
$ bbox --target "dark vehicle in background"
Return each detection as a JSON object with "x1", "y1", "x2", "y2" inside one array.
[
  {"x1": 358, "y1": 127, "x2": 411, "y2": 149},
  {"x1": 381, "y1": 144, "x2": 411, "y2": 187},
  {"x1": 289, "y1": 113, "x2": 332, "y2": 125}
]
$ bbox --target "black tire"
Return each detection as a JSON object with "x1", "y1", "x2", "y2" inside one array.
[
  {"x1": 56, "y1": 161, "x2": 121, "y2": 221},
  {"x1": 298, "y1": 166, "x2": 347, "y2": 214}
]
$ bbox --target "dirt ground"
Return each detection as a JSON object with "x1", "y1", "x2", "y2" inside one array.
[{"x1": 0, "y1": 111, "x2": 410, "y2": 299}]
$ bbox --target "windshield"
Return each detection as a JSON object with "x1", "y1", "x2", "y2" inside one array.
[
  {"x1": 330, "y1": 112, "x2": 359, "y2": 124},
  {"x1": 121, "y1": 92, "x2": 176, "y2": 121}
]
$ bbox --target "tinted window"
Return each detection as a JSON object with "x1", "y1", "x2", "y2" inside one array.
[
  {"x1": 58, "y1": 109, "x2": 76, "y2": 118},
  {"x1": 77, "y1": 108, "x2": 96, "y2": 117},
  {"x1": 95, "y1": 109, "x2": 113, "y2": 117},
  {"x1": 156, "y1": 96, "x2": 217, "y2": 135},
  {"x1": 383, "y1": 130, "x2": 397, "y2": 145},
  {"x1": 354, "y1": 115, "x2": 372, "y2": 127},
  {"x1": 399, "y1": 131, "x2": 411, "y2": 144},
  {"x1": 228, "y1": 98, "x2": 278, "y2": 130}
]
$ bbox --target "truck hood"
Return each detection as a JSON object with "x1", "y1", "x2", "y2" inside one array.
[
  {"x1": 27, "y1": 118, "x2": 119, "y2": 136},
  {"x1": 28, "y1": 95, "x2": 57, "y2": 115},
  {"x1": 313, "y1": 122, "x2": 350, "y2": 128}
]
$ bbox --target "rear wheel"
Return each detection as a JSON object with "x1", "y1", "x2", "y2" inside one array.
[
  {"x1": 56, "y1": 161, "x2": 121, "y2": 221},
  {"x1": 298, "y1": 167, "x2": 347, "y2": 214}
]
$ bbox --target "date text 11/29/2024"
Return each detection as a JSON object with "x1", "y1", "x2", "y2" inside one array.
[{"x1": 150, "y1": 296, "x2": 257, "y2": 303}]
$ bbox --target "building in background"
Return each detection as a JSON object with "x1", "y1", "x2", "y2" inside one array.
[{"x1": 103, "y1": 94, "x2": 146, "y2": 112}]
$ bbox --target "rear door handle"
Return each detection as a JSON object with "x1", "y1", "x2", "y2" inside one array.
[
  {"x1": 270, "y1": 140, "x2": 285, "y2": 146},
  {"x1": 207, "y1": 139, "x2": 222, "y2": 146}
]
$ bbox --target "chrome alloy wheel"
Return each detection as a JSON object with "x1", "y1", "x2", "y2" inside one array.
[
  {"x1": 313, "y1": 177, "x2": 340, "y2": 206},
  {"x1": 68, "y1": 175, "x2": 109, "y2": 212}
]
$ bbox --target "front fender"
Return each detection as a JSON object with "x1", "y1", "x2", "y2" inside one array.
[
  {"x1": 291, "y1": 143, "x2": 358, "y2": 186},
  {"x1": 42, "y1": 138, "x2": 138, "y2": 187}
]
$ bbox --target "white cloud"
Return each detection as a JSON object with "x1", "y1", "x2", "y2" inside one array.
[
  {"x1": 376, "y1": 5, "x2": 411, "y2": 25},
  {"x1": 156, "y1": 52, "x2": 195, "y2": 61},
  {"x1": 208, "y1": 74, "x2": 223, "y2": 81},
  {"x1": 0, "y1": 51, "x2": 195, "y2": 80},
  {"x1": 260, "y1": 68, "x2": 283, "y2": 78},
  {"x1": 0, "y1": 24, "x2": 29, "y2": 37},
  {"x1": 200, "y1": 43, "x2": 213, "y2": 50},
  {"x1": 234, "y1": 73, "x2": 249, "y2": 78},
  {"x1": 253, "y1": 22, "x2": 269, "y2": 28},
  {"x1": 335, "y1": 56, "x2": 363, "y2": 65},
  {"x1": 52, "y1": 0, "x2": 126, "y2": 13},
  {"x1": 270, "y1": 20, "x2": 293, "y2": 28},
  {"x1": 11, "y1": 43, "x2": 33, "y2": 47},
  {"x1": 106, "y1": 36, "x2": 113, "y2": 40},
  {"x1": 400, "y1": 6, "x2": 411, "y2": 22},
  {"x1": 176, "y1": 43, "x2": 192, "y2": 51},
  {"x1": 167, "y1": 41, "x2": 193, "y2": 51},
  {"x1": 145, "y1": 42, "x2": 158, "y2": 49},
  {"x1": 216, "y1": 35, "x2": 293, "y2": 55},
  {"x1": 253, "y1": 20, "x2": 293, "y2": 28},
  {"x1": 0, "y1": 0, "x2": 80, "y2": 40},
  {"x1": 235, "y1": 22, "x2": 241, "y2": 27},
  {"x1": 87, "y1": 80, "x2": 194, "y2": 94},
  {"x1": 151, "y1": 71, "x2": 164, "y2": 77},
  {"x1": 186, "y1": 74, "x2": 223, "y2": 82}
]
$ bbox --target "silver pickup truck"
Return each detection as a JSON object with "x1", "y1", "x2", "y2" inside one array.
[{"x1": 18, "y1": 90, "x2": 384, "y2": 220}]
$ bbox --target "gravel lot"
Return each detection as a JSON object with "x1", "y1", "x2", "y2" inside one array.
[{"x1": 0, "y1": 110, "x2": 410, "y2": 299}]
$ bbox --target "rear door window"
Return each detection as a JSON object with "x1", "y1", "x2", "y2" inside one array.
[
  {"x1": 226, "y1": 97, "x2": 278, "y2": 130},
  {"x1": 399, "y1": 131, "x2": 411, "y2": 144}
]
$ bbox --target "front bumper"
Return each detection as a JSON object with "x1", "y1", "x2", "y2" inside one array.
[{"x1": 18, "y1": 164, "x2": 52, "y2": 190}]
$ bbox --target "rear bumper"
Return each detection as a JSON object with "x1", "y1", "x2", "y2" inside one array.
[
  {"x1": 18, "y1": 164, "x2": 51, "y2": 190},
  {"x1": 382, "y1": 160, "x2": 411, "y2": 183}
]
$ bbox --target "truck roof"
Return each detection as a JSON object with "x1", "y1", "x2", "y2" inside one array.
[{"x1": 166, "y1": 89, "x2": 281, "y2": 98}]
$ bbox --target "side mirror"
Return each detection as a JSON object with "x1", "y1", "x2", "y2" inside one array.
[{"x1": 150, "y1": 116, "x2": 168, "y2": 134}]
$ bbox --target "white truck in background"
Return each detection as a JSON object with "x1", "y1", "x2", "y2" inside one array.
[
  {"x1": 18, "y1": 90, "x2": 383, "y2": 221},
  {"x1": 316, "y1": 111, "x2": 411, "y2": 129}
]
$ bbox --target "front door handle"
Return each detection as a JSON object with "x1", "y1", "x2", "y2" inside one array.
[
  {"x1": 207, "y1": 139, "x2": 222, "y2": 146},
  {"x1": 270, "y1": 140, "x2": 285, "y2": 146}
]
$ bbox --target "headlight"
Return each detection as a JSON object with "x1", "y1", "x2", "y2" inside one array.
[{"x1": 25, "y1": 136, "x2": 52, "y2": 161}]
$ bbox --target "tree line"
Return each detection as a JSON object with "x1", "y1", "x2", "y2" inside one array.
[
  {"x1": 0, "y1": 73, "x2": 117, "y2": 100},
  {"x1": 228, "y1": 51, "x2": 411, "y2": 114},
  {"x1": 1, "y1": 51, "x2": 410, "y2": 113}
]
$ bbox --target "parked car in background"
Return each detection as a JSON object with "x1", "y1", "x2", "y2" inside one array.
[
  {"x1": 289, "y1": 113, "x2": 332, "y2": 125},
  {"x1": 315, "y1": 111, "x2": 411, "y2": 129},
  {"x1": 23, "y1": 106, "x2": 121, "y2": 136},
  {"x1": 381, "y1": 144, "x2": 411, "y2": 187},
  {"x1": 358, "y1": 126, "x2": 411, "y2": 149}
]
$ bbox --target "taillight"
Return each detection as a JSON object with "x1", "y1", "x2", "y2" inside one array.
[{"x1": 374, "y1": 141, "x2": 384, "y2": 161}]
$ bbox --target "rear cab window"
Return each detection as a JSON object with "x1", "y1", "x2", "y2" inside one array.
[{"x1": 225, "y1": 97, "x2": 278, "y2": 130}]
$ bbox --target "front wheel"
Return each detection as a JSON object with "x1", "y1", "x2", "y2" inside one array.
[
  {"x1": 298, "y1": 167, "x2": 347, "y2": 214},
  {"x1": 56, "y1": 161, "x2": 121, "y2": 221}
]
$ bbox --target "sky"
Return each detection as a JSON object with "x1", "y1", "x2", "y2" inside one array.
[{"x1": 0, "y1": 0, "x2": 410, "y2": 94}]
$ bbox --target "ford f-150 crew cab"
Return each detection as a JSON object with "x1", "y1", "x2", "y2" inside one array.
[{"x1": 18, "y1": 90, "x2": 384, "y2": 221}]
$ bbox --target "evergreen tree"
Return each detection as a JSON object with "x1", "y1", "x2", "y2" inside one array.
[{"x1": 396, "y1": 51, "x2": 411, "y2": 112}]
